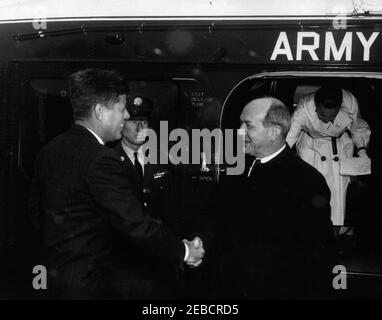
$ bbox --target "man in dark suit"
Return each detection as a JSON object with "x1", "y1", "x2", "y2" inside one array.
[
  {"x1": 215, "y1": 97, "x2": 335, "y2": 299},
  {"x1": 113, "y1": 95, "x2": 183, "y2": 299},
  {"x1": 34, "y1": 68, "x2": 204, "y2": 299}
]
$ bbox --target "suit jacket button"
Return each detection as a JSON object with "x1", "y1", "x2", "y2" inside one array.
[
  {"x1": 333, "y1": 156, "x2": 339, "y2": 162},
  {"x1": 143, "y1": 202, "x2": 148, "y2": 207},
  {"x1": 321, "y1": 156, "x2": 326, "y2": 161}
]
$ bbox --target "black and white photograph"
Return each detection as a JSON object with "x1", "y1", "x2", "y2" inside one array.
[{"x1": 0, "y1": 0, "x2": 382, "y2": 307}]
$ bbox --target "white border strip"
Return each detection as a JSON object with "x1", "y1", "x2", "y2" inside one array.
[{"x1": 1, "y1": 15, "x2": 381, "y2": 25}]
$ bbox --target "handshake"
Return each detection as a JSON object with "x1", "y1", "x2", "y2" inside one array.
[{"x1": 183, "y1": 237, "x2": 205, "y2": 268}]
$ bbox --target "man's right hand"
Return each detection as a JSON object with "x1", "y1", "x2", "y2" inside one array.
[{"x1": 183, "y1": 237, "x2": 205, "y2": 268}]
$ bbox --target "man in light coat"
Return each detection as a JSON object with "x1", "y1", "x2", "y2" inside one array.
[{"x1": 286, "y1": 85, "x2": 371, "y2": 230}]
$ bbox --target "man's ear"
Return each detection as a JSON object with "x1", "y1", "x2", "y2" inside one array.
[
  {"x1": 270, "y1": 125, "x2": 282, "y2": 141},
  {"x1": 94, "y1": 103, "x2": 104, "y2": 120}
]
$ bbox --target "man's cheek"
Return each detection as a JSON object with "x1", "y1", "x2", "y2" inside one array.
[{"x1": 137, "y1": 129, "x2": 148, "y2": 142}]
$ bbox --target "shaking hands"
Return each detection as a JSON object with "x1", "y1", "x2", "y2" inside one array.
[{"x1": 183, "y1": 236, "x2": 205, "y2": 268}]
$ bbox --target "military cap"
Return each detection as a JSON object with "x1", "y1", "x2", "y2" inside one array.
[{"x1": 126, "y1": 95, "x2": 153, "y2": 120}]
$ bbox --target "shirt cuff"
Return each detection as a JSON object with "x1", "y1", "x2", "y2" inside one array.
[{"x1": 183, "y1": 241, "x2": 189, "y2": 261}]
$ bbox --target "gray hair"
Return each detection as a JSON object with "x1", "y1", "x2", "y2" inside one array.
[{"x1": 262, "y1": 97, "x2": 291, "y2": 138}]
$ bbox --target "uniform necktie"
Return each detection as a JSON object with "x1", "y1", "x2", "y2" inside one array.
[
  {"x1": 134, "y1": 151, "x2": 143, "y2": 179},
  {"x1": 247, "y1": 159, "x2": 261, "y2": 178}
]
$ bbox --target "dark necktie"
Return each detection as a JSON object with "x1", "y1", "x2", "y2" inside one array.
[
  {"x1": 247, "y1": 159, "x2": 261, "y2": 178},
  {"x1": 134, "y1": 151, "x2": 143, "y2": 179}
]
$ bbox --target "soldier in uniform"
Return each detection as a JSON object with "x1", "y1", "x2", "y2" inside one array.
[{"x1": 113, "y1": 95, "x2": 183, "y2": 299}]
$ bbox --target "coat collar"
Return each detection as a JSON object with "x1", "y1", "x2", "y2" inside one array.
[
  {"x1": 248, "y1": 144, "x2": 292, "y2": 169},
  {"x1": 69, "y1": 124, "x2": 103, "y2": 146}
]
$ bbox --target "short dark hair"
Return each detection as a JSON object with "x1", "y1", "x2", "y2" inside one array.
[
  {"x1": 69, "y1": 68, "x2": 128, "y2": 120},
  {"x1": 314, "y1": 85, "x2": 343, "y2": 109},
  {"x1": 262, "y1": 97, "x2": 291, "y2": 138}
]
